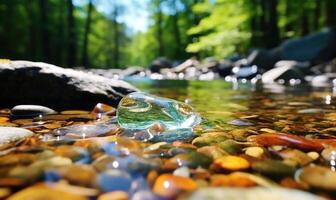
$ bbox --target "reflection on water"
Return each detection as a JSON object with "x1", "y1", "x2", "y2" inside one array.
[{"x1": 127, "y1": 78, "x2": 334, "y2": 130}]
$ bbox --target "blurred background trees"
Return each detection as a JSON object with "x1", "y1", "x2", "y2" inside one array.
[{"x1": 0, "y1": 0, "x2": 335, "y2": 68}]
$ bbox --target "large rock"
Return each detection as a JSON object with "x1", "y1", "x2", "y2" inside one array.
[
  {"x1": 0, "y1": 61, "x2": 138, "y2": 110},
  {"x1": 248, "y1": 28, "x2": 336, "y2": 70}
]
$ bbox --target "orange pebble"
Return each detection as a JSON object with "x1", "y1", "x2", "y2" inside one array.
[
  {"x1": 214, "y1": 156, "x2": 250, "y2": 171},
  {"x1": 153, "y1": 174, "x2": 197, "y2": 198}
]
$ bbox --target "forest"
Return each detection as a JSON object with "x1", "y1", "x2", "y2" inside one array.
[{"x1": 0, "y1": 0, "x2": 335, "y2": 69}]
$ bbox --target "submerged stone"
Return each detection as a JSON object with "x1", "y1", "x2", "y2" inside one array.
[
  {"x1": 97, "y1": 169, "x2": 132, "y2": 192},
  {"x1": 0, "y1": 127, "x2": 34, "y2": 144},
  {"x1": 53, "y1": 124, "x2": 119, "y2": 139},
  {"x1": 117, "y1": 92, "x2": 201, "y2": 130}
]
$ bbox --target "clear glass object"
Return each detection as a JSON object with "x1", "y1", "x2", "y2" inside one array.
[{"x1": 117, "y1": 92, "x2": 201, "y2": 130}]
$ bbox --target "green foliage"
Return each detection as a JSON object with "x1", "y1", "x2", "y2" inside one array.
[
  {"x1": 186, "y1": 0, "x2": 251, "y2": 58},
  {"x1": 0, "y1": 0, "x2": 334, "y2": 68}
]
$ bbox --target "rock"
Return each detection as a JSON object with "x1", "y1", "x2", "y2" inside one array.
[
  {"x1": 173, "y1": 167, "x2": 190, "y2": 177},
  {"x1": 0, "y1": 61, "x2": 137, "y2": 110},
  {"x1": 299, "y1": 166, "x2": 336, "y2": 190},
  {"x1": 117, "y1": 92, "x2": 201, "y2": 130},
  {"x1": 251, "y1": 159, "x2": 295, "y2": 177},
  {"x1": 310, "y1": 73, "x2": 336, "y2": 87},
  {"x1": 217, "y1": 60, "x2": 233, "y2": 77},
  {"x1": 98, "y1": 191, "x2": 128, "y2": 200},
  {"x1": 184, "y1": 187, "x2": 323, "y2": 200},
  {"x1": 213, "y1": 156, "x2": 250, "y2": 171},
  {"x1": 53, "y1": 124, "x2": 119, "y2": 140},
  {"x1": 97, "y1": 169, "x2": 132, "y2": 192},
  {"x1": 0, "y1": 127, "x2": 34, "y2": 144},
  {"x1": 261, "y1": 64, "x2": 305, "y2": 84},
  {"x1": 149, "y1": 57, "x2": 172, "y2": 73},
  {"x1": 244, "y1": 147, "x2": 264, "y2": 158},
  {"x1": 153, "y1": 174, "x2": 197, "y2": 198},
  {"x1": 248, "y1": 28, "x2": 336, "y2": 70},
  {"x1": 10, "y1": 105, "x2": 56, "y2": 118},
  {"x1": 8, "y1": 183, "x2": 87, "y2": 200}
]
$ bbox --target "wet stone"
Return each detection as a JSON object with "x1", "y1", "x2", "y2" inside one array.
[
  {"x1": 213, "y1": 156, "x2": 250, "y2": 171},
  {"x1": 153, "y1": 174, "x2": 197, "y2": 198},
  {"x1": 0, "y1": 127, "x2": 34, "y2": 145},
  {"x1": 97, "y1": 169, "x2": 132, "y2": 192},
  {"x1": 149, "y1": 128, "x2": 195, "y2": 143},
  {"x1": 11, "y1": 105, "x2": 56, "y2": 118},
  {"x1": 117, "y1": 92, "x2": 201, "y2": 130},
  {"x1": 299, "y1": 166, "x2": 336, "y2": 190},
  {"x1": 53, "y1": 124, "x2": 119, "y2": 139}
]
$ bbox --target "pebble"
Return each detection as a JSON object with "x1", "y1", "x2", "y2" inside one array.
[
  {"x1": 97, "y1": 169, "x2": 132, "y2": 192},
  {"x1": 0, "y1": 127, "x2": 34, "y2": 144},
  {"x1": 321, "y1": 148, "x2": 336, "y2": 161},
  {"x1": 197, "y1": 145, "x2": 228, "y2": 159},
  {"x1": 153, "y1": 174, "x2": 197, "y2": 198},
  {"x1": 7, "y1": 184, "x2": 87, "y2": 200},
  {"x1": 173, "y1": 167, "x2": 190, "y2": 177},
  {"x1": 307, "y1": 152, "x2": 319, "y2": 160},
  {"x1": 184, "y1": 187, "x2": 323, "y2": 200},
  {"x1": 97, "y1": 191, "x2": 128, "y2": 200},
  {"x1": 149, "y1": 128, "x2": 195, "y2": 143},
  {"x1": 244, "y1": 147, "x2": 264, "y2": 158},
  {"x1": 131, "y1": 190, "x2": 157, "y2": 200},
  {"x1": 11, "y1": 105, "x2": 56, "y2": 118},
  {"x1": 299, "y1": 166, "x2": 336, "y2": 190},
  {"x1": 214, "y1": 156, "x2": 250, "y2": 171}
]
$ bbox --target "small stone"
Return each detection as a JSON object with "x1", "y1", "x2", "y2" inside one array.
[
  {"x1": 244, "y1": 147, "x2": 264, "y2": 158},
  {"x1": 47, "y1": 165, "x2": 96, "y2": 187},
  {"x1": 117, "y1": 92, "x2": 201, "y2": 130},
  {"x1": 210, "y1": 173, "x2": 257, "y2": 187},
  {"x1": 165, "y1": 152, "x2": 212, "y2": 169},
  {"x1": 307, "y1": 152, "x2": 319, "y2": 160},
  {"x1": 213, "y1": 156, "x2": 250, "y2": 171},
  {"x1": 153, "y1": 174, "x2": 197, "y2": 198},
  {"x1": 97, "y1": 191, "x2": 128, "y2": 200},
  {"x1": 91, "y1": 103, "x2": 116, "y2": 116},
  {"x1": 97, "y1": 169, "x2": 132, "y2": 192},
  {"x1": 173, "y1": 167, "x2": 190, "y2": 177},
  {"x1": 192, "y1": 132, "x2": 229, "y2": 147},
  {"x1": 299, "y1": 166, "x2": 336, "y2": 190},
  {"x1": 277, "y1": 149, "x2": 313, "y2": 166},
  {"x1": 251, "y1": 159, "x2": 295, "y2": 177},
  {"x1": 7, "y1": 184, "x2": 87, "y2": 200},
  {"x1": 53, "y1": 124, "x2": 119, "y2": 139},
  {"x1": 11, "y1": 105, "x2": 56, "y2": 118},
  {"x1": 54, "y1": 146, "x2": 90, "y2": 164},
  {"x1": 184, "y1": 187, "x2": 322, "y2": 200},
  {"x1": 197, "y1": 146, "x2": 228, "y2": 159},
  {"x1": 0, "y1": 127, "x2": 33, "y2": 145},
  {"x1": 131, "y1": 190, "x2": 157, "y2": 200},
  {"x1": 321, "y1": 148, "x2": 336, "y2": 161}
]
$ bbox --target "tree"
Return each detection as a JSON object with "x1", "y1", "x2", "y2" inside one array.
[
  {"x1": 39, "y1": 0, "x2": 50, "y2": 61},
  {"x1": 81, "y1": 0, "x2": 93, "y2": 68},
  {"x1": 67, "y1": 0, "x2": 77, "y2": 67}
]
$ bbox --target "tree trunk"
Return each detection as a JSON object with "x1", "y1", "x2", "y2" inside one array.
[
  {"x1": 313, "y1": 0, "x2": 321, "y2": 30},
  {"x1": 266, "y1": 0, "x2": 279, "y2": 48},
  {"x1": 81, "y1": 0, "x2": 93, "y2": 68},
  {"x1": 156, "y1": 0, "x2": 164, "y2": 56},
  {"x1": 39, "y1": 0, "x2": 50, "y2": 62},
  {"x1": 172, "y1": 0, "x2": 181, "y2": 59},
  {"x1": 67, "y1": 0, "x2": 77, "y2": 67},
  {"x1": 26, "y1": 0, "x2": 37, "y2": 61},
  {"x1": 112, "y1": 6, "x2": 119, "y2": 68},
  {"x1": 326, "y1": 0, "x2": 336, "y2": 28}
]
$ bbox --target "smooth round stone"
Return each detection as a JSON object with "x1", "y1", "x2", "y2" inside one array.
[
  {"x1": 131, "y1": 190, "x2": 157, "y2": 200},
  {"x1": 245, "y1": 147, "x2": 264, "y2": 158},
  {"x1": 98, "y1": 191, "x2": 128, "y2": 200},
  {"x1": 307, "y1": 152, "x2": 319, "y2": 160},
  {"x1": 97, "y1": 169, "x2": 132, "y2": 192},
  {"x1": 173, "y1": 167, "x2": 190, "y2": 177},
  {"x1": 214, "y1": 156, "x2": 250, "y2": 171},
  {"x1": 53, "y1": 124, "x2": 118, "y2": 139},
  {"x1": 7, "y1": 184, "x2": 87, "y2": 200},
  {"x1": 299, "y1": 166, "x2": 336, "y2": 190},
  {"x1": 184, "y1": 187, "x2": 323, "y2": 200},
  {"x1": 321, "y1": 148, "x2": 336, "y2": 161},
  {"x1": 153, "y1": 174, "x2": 197, "y2": 198},
  {"x1": 11, "y1": 105, "x2": 56, "y2": 118},
  {"x1": 0, "y1": 127, "x2": 33, "y2": 144}
]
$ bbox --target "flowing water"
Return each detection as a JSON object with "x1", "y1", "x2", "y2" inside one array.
[{"x1": 1, "y1": 79, "x2": 336, "y2": 199}]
